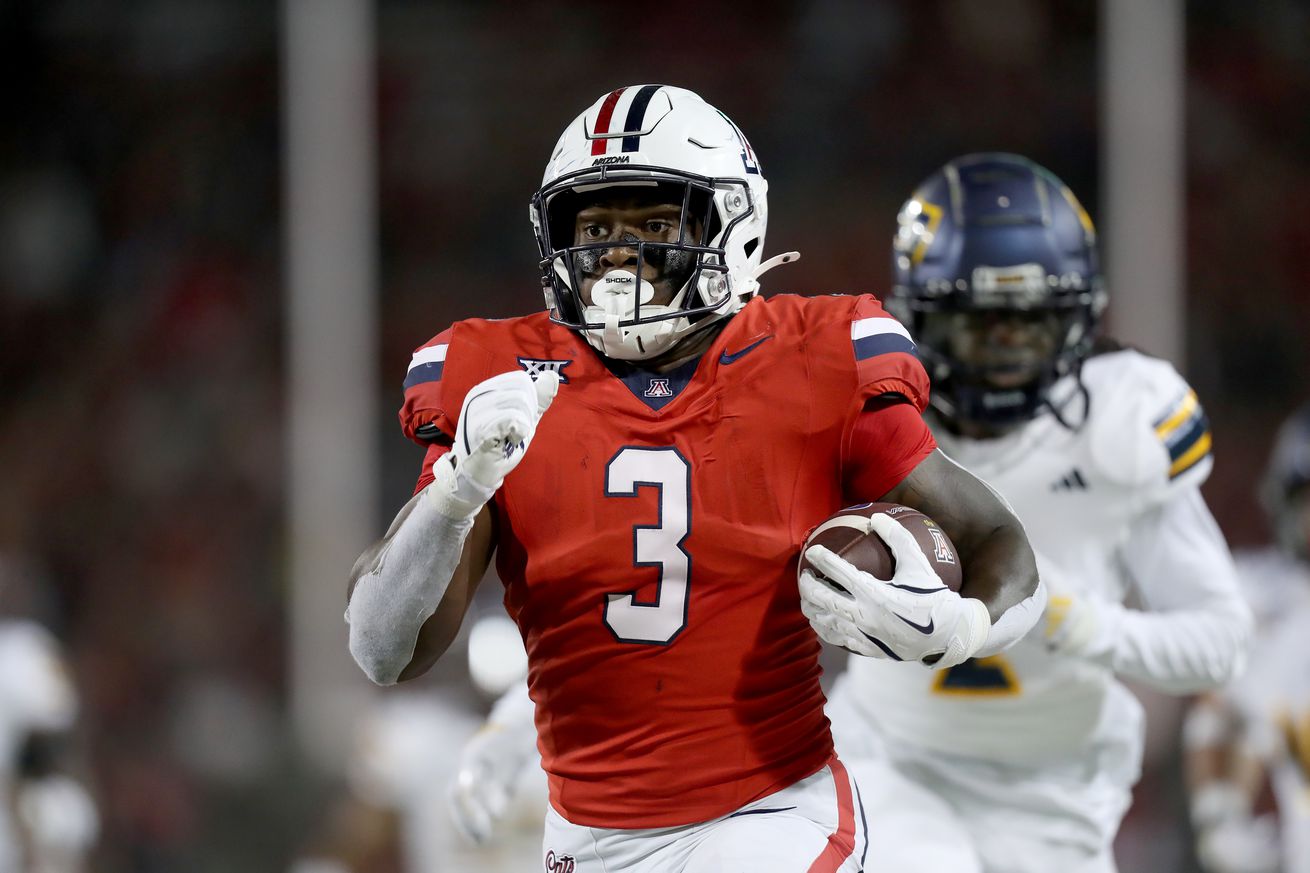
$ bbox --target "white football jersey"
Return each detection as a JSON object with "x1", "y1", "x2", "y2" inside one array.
[
  {"x1": 832, "y1": 349, "x2": 1244, "y2": 765},
  {"x1": 1223, "y1": 550, "x2": 1310, "y2": 873},
  {"x1": 0, "y1": 620, "x2": 77, "y2": 872},
  {"x1": 348, "y1": 693, "x2": 543, "y2": 873}
]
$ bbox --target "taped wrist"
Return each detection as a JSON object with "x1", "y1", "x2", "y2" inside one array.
[
  {"x1": 430, "y1": 451, "x2": 496, "y2": 520},
  {"x1": 973, "y1": 578, "x2": 1049, "y2": 659},
  {"x1": 347, "y1": 482, "x2": 476, "y2": 685}
]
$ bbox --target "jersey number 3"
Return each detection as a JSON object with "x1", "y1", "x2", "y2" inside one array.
[{"x1": 603, "y1": 447, "x2": 691, "y2": 645}]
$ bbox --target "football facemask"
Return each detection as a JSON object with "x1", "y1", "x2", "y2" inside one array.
[
  {"x1": 887, "y1": 153, "x2": 1106, "y2": 432},
  {"x1": 530, "y1": 85, "x2": 795, "y2": 361}
]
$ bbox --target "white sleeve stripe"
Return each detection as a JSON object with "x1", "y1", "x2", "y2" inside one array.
[
  {"x1": 407, "y1": 344, "x2": 449, "y2": 372},
  {"x1": 851, "y1": 317, "x2": 912, "y2": 342}
]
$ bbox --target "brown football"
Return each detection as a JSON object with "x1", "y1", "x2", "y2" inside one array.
[{"x1": 798, "y1": 502, "x2": 963, "y2": 592}]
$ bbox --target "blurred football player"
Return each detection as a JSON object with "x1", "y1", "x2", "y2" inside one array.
[
  {"x1": 1184, "y1": 405, "x2": 1310, "y2": 873},
  {"x1": 822, "y1": 153, "x2": 1253, "y2": 873},
  {"x1": 346, "y1": 87, "x2": 1044, "y2": 872},
  {"x1": 290, "y1": 613, "x2": 541, "y2": 873},
  {"x1": 0, "y1": 558, "x2": 98, "y2": 873}
]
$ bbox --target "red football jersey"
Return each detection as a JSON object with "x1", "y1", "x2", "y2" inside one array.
[{"x1": 399, "y1": 293, "x2": 932, "y2": 828}]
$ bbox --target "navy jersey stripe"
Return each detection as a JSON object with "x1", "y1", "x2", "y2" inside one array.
[
  {"x1": 403, "y1": 361, "x2": 444, "y2": 389},
  {"x1": 852, "y1": 332, "x2": 916, "y2": 361},
  {"x1": 855, "y1": 780, "x2": 869, "y2": 870},
  {"x1": 1168, "y1": 413, "x2": 1209, "y2": 461},
  {"x1": 622, "y1": 85, "x2": 661, "y2": 152}
]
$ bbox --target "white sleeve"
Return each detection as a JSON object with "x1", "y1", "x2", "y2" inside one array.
[
  {"x1": 1085, "y1": 488, "x2": 1252, "y2": 693},
  {"x1": 346, "y1": 457, "x2": 479, "y2": 686}
]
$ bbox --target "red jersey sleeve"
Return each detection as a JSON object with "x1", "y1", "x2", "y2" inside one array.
[
  {"x1": 848, "y1": 294, "x2": 931, "y2": 410},
  {"x1": 840, "y1": 397, "x2": 937, "y2": 504},
  {"x1": 398, "y1": 327, "x2": 456, "y2": 446}
]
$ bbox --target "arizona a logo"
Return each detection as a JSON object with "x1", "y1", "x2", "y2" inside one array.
[
  {"x1": 926, "y1": 523, "x2": 957, "y2": 565},
  {"x1": 644, "y1": 378, "x2": 672, "y2": 398}
]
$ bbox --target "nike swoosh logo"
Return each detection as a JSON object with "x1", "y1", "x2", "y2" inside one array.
[
  {"x1": 897, "y1": 614, "x2": 935, "y2": 635},
  {"x1": 888, "y1": 582, "x2": 948, "y2": 594},
  {"x1": 719, "y1": 334, "x2": 774, "y2": 365},
  {"x1": 860, "y1": 631, "x2": 904, "y2": 661}
]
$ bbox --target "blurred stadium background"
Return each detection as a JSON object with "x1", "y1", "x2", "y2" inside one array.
[{"x1": 1, "y1": 0, "x2": 1307, "y2": 870}]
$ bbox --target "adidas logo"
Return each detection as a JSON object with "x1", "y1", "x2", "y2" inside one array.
[{"x1": 1050, "y1": 468, "x2": 1089, "y2": 492}]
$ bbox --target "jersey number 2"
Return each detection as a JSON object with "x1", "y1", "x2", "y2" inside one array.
[{"x1": 603, "y1": 447, "x2": 691, "y2": 645}]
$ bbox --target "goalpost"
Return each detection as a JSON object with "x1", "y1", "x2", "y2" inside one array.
[
  {"x1": 283, "y1": 0, "x2": 378, "y2": 768},
  {"x1": 1101, "y1": 0, "x2": 1186, "y2": 365}
]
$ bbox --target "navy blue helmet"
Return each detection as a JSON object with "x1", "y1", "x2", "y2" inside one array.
[
  {"x1": 886, "y1": 153, "x2": 1107, "y2": 432},
  {"x1": 1261, "y1": 405, "x2": 1310, "y2": 561}
]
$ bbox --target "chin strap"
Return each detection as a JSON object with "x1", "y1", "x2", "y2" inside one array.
[
  {"x1": 601, "y1": 311, "x2": 624, "y2": 352},
  {"x1": 752, "y1": 250, "x2": 801, "y2": 280},
  {"x1": 1045, "y1": 361, "x2": 1092, "y2": 432}
]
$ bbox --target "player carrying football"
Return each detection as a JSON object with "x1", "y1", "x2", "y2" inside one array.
[
  {"x1": 823, "y1": 153, "x2": 1253, "y2": 873},
  {"x1": 345, "y1": 88, "x2": 1043, "y2": 872}
]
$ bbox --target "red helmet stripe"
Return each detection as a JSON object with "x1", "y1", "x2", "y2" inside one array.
[{"x1": 590, "y1": 87, "x2": 627, "y2": 156}]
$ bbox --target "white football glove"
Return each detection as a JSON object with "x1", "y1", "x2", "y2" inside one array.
[
  {"x1": 1038, "y1": 553, "x2": 1109, "y2": 658},
  {"x1": 1196, "y1": 814, "x2": 1281, "y2": 873},
  {"x1": 799, "y1": 515, "x2": 990, "y2": 669},
  {"x1": 432, "y1": 370, "x2": 559, "y2": 520},
  {"x1": 447, "y1": 721, "x2": 535, "y2": 846},
  {"x1": 1043, "y1": 591, "x2": 1102, "y2": 655}
]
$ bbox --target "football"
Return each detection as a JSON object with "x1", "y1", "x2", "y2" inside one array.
[{"x1": 798, "y1": 502, "x2": 963, "y2": 592}]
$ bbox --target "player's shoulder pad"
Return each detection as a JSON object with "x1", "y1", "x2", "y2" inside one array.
[
  {"x1": 773, "y1": 292, "x2": 929, "y2": 411},
  {"x1": 848, "y1": 294, "x2": 928, "y2": 411},
  {"x1": 1083, "y1": 348, "x2": 1213, "y2": 493},
  {"x1": 399, "y1": 325, "x2": 459, "y2": 446},
  {"x1": 398, "y1": 316, "x2": 549, "y2": 446}
]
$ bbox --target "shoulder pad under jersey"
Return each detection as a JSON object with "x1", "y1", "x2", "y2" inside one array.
[
  {"x1": 398, "y1": 326, "x2": 457, "y2": 446},
  {"x1": 777, "y1": 292, "x2": 930, "y2": 412},
  {"x1": 1083, "y1": 348, "x2": 1213, "y2": 497}
]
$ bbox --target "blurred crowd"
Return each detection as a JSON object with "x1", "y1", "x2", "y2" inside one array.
[{"x1": 0, "y1": 1, "x2": 1306, "y2": 870}]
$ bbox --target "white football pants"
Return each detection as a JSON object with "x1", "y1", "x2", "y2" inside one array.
[{"x1": 541, "y1": 758, "x2": 867, "y2": 873}]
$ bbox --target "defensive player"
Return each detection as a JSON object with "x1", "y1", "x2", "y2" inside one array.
[
  {"x1": 290, "y1": 613, "x2": 543, "y2": 873},
  {"x1": 819, "y1": 153, "x2": 1253, "y2": 873},
  {"x1": 0, "y1": 558, "x2": 98, "y2": 873},
  {"x1": 1185, "y1": 405, "x2": 1310, "y2": 873},
  {"x1": 346, "y1": 87, "x2": 1044, "y2": 872}
]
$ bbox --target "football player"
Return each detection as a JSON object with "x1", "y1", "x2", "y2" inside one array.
[
  {"x1": 0, "y1": 557, "x2": 98, "y2": 873},
  {"x1": 447, "y1": 680, "x2": 542, "y2": 850},
  {"x1": 821, "y1": 153, "x2": 1254, "y2": 873},
  {"x1": 345, "y1": 87, "x2": 1044, "y2": 872},
  {"x1": 289, "y1": 692, "x2": 545, "y2": 873},
  {"x1": 290, "y1": 613, "x2": 543, "y2": 873},
  {"x1": 1184, "y1": 405, "x2": 1310, "y2": 873}
]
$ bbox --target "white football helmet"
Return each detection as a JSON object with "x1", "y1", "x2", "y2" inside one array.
[{"x1": 531, "y1": 85, "x2": 791, "y2": 361}]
